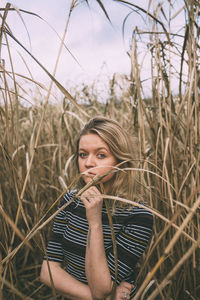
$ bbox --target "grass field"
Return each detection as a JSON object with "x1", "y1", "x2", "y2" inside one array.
[{"x1": 0, "y1": 1, "x2": 200, "y2": 299}]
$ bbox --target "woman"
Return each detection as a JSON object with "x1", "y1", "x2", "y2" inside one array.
[{"x1": 40, "y1": 116, "x2": 153, "y2": 299}]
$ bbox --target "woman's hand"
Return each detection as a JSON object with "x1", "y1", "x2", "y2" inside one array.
[
  {"x1": 113, "y1": 282, "x2": 133, "y2": 300},
  {"x1": 80, "y1": 186, "x2": 103, "y2": 226}
]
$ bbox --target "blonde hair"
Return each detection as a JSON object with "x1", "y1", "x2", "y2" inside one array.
[{"x1": 71, "y1": 116, "x2": 141, "y2": 209}]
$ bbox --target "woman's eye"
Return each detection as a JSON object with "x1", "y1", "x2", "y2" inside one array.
[
  {"x1": 97, "y1": 153, "x2": 106, "y2": 159},
  {"x1": 79, "y1": 153, "x2": 87, "y2": 158}
]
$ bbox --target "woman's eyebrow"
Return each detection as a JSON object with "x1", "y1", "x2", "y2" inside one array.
[
  {"x1": 96, "y1": 147, "x2": 108, "y2": 151},
  {"x1": 79, "y1": 147, "x2": 108, "y2": 151}
]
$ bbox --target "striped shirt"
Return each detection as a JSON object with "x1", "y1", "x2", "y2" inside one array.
[{"x1": 44, "y1": 191, "x2": 153, "y2": 298}]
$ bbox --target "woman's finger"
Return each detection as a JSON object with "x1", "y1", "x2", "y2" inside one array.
[
  {"x1": 120, "y1": 289, "x2": 131, "y2": 300},
  {"x1": 81, "y1": 187, "x2": 102, "y2": 203}
]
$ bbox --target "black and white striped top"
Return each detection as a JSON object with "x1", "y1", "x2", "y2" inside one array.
[{"x1": 44, "y1": 191, "x2": 153, "y2": 298}]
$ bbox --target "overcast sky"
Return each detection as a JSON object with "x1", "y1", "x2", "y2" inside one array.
[
  {"x1": 1, "y1": 0, "x2": 185, "y2": 98},
  {"x1": 2, "y1": 1, "x2": 134, "y2": 84}
]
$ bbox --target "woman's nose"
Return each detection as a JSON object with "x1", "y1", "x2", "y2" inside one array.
[{"x1": 85, "y1": 155, "x2": 95, "y2": 167}]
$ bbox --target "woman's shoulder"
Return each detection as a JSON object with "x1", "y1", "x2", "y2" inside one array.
[
  {"x1": 115, "y1": 202, "x2": 152, "y2": 215},
  {"x1": 130, "y1": 203, "x2": 153, "y2": 216},
  {"x1": 59, "y1": 189, "x2": 78, "y2": 208},
  {"x1": 114, "y1": 203, "x2": 153, "y2": 227},
  {"x1": 130, "y1": 204, "x2": 153, "y2": 229}
]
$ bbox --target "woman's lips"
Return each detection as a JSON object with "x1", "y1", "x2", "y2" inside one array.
[{"x1": 87, "y1": 172, "x2": 96, "y2": 176}]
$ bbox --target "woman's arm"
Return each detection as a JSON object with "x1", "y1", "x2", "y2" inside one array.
[
  {"x1": 86, "y1": 224, "x2": 113, "y2": 299},
  {"x1": 40, "y1": 260, "x2": 93, "y2": 300},
  {"x1": 81, "y1": 187, "x2": 113, "y2": 300}
]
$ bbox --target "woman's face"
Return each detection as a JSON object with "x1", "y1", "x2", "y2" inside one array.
[{"x1": 78, "y1": 133, "x2": 117, "y2": 191}]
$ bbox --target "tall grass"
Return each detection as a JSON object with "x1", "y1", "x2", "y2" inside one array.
[{"x1": 0, "y1": 0, "x2": 200, "y2": 299}]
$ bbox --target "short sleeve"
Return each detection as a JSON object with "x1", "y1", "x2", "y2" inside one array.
[
  {"x1": 43, "y1": 192, "x2": 75, "y2": 263},
  {"x1": 106, "y1": 208, "x2": 153, "y2": 283}
]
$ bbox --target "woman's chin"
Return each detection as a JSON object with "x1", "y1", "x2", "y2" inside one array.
[{"x1": 82, "y1": 176, "x2": 93, "y2": 184}]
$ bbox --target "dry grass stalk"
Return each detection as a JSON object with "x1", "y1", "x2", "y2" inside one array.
[
  {"x1": 147, "y1": 235, "x2": 200, "y2": 300},
  {"x1": 134, "y1": 196, "x2": 200, "y2": 300}
]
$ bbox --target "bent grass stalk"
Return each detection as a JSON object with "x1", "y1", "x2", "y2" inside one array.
[
  {"x1": 0, "y1": 205, "x2": 32, "y2": 250},
  {"x1": 1, "y1": 183, "x2": 197, "y2": 266},
  {"x1": 0, "y1": 275, "x2": 33, "y2": 300}
]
